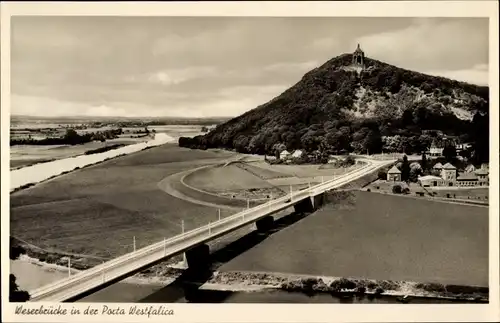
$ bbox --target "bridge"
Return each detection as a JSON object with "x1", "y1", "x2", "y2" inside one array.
[{"x1": 29, "y1": 158, "x2": 395, "y2": 302}]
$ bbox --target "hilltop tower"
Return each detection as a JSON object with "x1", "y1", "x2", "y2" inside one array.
[{"x1": 352, "y1": 44, "x2": 365, "y2": 69}]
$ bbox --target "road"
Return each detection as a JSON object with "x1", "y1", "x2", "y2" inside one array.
[{"x1": 28, "y1": 157, "x2": 394, "y2": 302}]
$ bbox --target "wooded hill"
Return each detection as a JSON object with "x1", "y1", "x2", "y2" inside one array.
[{"x1": 179, "y1": 53, "x2": 489, "y2": 164}]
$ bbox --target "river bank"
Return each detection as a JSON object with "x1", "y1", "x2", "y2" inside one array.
[
  {"x1": 10, "y1": 133, "x2": 176, "y2": 192},
  {"x1": 206, "y1": 271, "x2": 488, "y2": 302},
  {"x1": 12, "y1": 255, "x2": 487, "y2": 303}
]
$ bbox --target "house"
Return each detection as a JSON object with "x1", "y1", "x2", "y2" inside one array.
[
  {"x1": 432, "y1": 162, "x2": 443, "y2": 171},
  {"x1": 327, "y1": 156, "x2": 339, "y2": 164},
  {"x1": 418, "y1": 175, "x2": 445, "y2": 187},
  {"x1": 429, "y1": 140, "x2": 444, "y2": 157},
  {"x1": 387, "y1": 166, "x2": 402, "y2": 181},
  {"x1": 475, "y1": 168, "x2": 489, "y2": 186},
  {"x1": 456, "y1": 172, "x2": 479, "y2": 187},
  {"x1": 291, "y1": 150, "x2": 303, "y2": 158},
  {"x1": 422, "y1": 161, "x2": 488, "y2": 188},
  {"x1": 279, "y1": 150, "x2": 291, "y2": 160},
  {"x1": 441, "y1": 163, "x2": 457, "y2": 185}
]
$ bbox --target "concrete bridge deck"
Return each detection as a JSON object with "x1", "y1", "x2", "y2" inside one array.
[{"x1": 29, "y1": 158, "x2": 394, "y2": 302}]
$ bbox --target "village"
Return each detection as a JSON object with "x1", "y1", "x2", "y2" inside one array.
[
  {"x1": 371, "y1": 143, "x2": 489, "y2": 204},
  {"x1": 270, "y1": 135, "x2": 489, "y2": 205}
]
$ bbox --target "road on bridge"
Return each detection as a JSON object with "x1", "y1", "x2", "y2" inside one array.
[{"x1": 29, "y1": 158, "x2": 394, "y2": 302}]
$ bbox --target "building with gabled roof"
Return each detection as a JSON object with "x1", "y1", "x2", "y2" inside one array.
[
  {"x1": 456, "y1": 172, "x2": 478, "y2": 187},
  {"x1": 429, "y1": 139, "x2": 444, "y2": 157},
  {"x1": 418, "y1": 175, "x2": 445, "y2": 187},
  {"x1": 387, "y1": 165, "x2": 402, "y2": 182},
  {"x1": 442, "y1": 162, "x2": 456, "y2": 170},
  {"x1": 432, "y1": 162, "x2": 443, "y2": 170},
  {"x1": 474, "y1": 168, "x2": 489, "y2": 186},
  {"x1": 279, "y1": 150, "x2": 291, "y2": 160},
  {"x1": 291, "y1": 150, "x2": 303, "y2": 158},
  {"x1": 441, "y1": 162, "x2": 457, "y2": 185}
]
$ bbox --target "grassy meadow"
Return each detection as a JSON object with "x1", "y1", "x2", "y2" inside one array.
[
  {"x1": 427, "y1": 187, "x2": 489, "y2": 200},
  {"x1": 10, "y1": 144, "x2": 238, "y2": 260},
  {"x1": 183, "y1": 164, "x2": 274, "y2": 192}
]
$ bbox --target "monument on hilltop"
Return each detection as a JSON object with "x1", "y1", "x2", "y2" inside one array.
[{"x1": 352, "y1": 43, "x2": 365, "y2": 70}]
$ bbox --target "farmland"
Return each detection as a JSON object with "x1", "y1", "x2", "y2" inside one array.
[
  {"x1": 183, "y1": 164, "x2": 273, "y2": 192},
  {"x1": 427, "y1": 187, "x2": 489, "y2": 200},
  {"x1": 249, "y1": 160, "x2": 361, "y2": 178},
  {"x1": 10, "y1": 144, "x2": 239, "y2": 262},
  {"x1": 182, "y1": 160, "x2": 362, "y2": 200},
  {"x1": 219, "y1": 190, "x2": 488, "y2": 287},
  {"x1": 10, "y1": 121, "x2": 207, "y2": 170}
]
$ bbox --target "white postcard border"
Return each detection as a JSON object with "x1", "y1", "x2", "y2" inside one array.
[{"x1": 1, "y1": 1, "x2": 498, "y2": 322}]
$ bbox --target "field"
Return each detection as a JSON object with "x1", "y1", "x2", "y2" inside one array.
[
  {"x1": 427, "y1": 187, "x2": 489, "y2": 200},
  {"x1": 235, "y1": 162, "x2": 289, "y2": 180},
  {"x1": 183, "y1": 160, "x2": 362, "y2": 198},
  {"x1": 367, "y1": 180, "x2": 489, "y2": 204},
  {"x1": 368, "y1": 180, "x2": 425, "y2": 194},
  {"x1": 10, "y1": 144, "x2": 239, "y2": 259},
  {"x1": 249, "y1": 161, "x2": 361, "y2": 178},
  {"x1": 10, "y1": 122, "x2": 206, "y2": 170},
  {"x1": 183, "y1": 164, "x2": 274, "y2": 192},
  {"x1": 159, "y1": 168, "x2": 268, "y2": 209},
  {"x1": 219, "y1": 190, "x2": 488, "y2": 287}
]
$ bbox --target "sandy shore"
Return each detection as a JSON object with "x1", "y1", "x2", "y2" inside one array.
[
  {"x1": 13, "y1": 255, "x2": 487, "y2": 303},
  {"x1": 205, "y1": 271, "x2": 488, "y2": 302}
]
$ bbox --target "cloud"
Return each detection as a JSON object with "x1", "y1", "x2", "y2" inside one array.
[
  {"x1": 147, "y1": 66, "x2": 219, "y2": 86},
  {"x1": 10, "y1": 17, "x2": 489, "y2": 118},
  {"x1": 354, "y1": 18, "x2": 488, "y2": 71},
  {"x1": 85, "y1": 105, "x2": 130, "y2": 117},
  {"x1": 423, "y1": 64, "x2": 489, "y2": 86},
  {"x1": 11, "y1": 95, "x2": 148, "y2": 118},
  {"x1": 261, "y1": 61, "x2": 320, "y2": 73}
]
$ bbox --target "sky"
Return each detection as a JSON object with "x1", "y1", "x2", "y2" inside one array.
[{"x1": 11, "y1": 17, "x2": 489, "y2": 118}]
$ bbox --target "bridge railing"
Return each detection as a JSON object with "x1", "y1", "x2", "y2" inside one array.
[{"x1": 30, "y1": 158, "x2": 395, "y2": 297}]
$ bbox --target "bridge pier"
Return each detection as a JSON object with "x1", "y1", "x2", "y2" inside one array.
[
  {"x1": 293, "y1": 193, "x2": 326, "y2": 213},
  {"x1": 185, "y1": 244, "x2": 211, "y2": 269},
  {"x1": 256, "y1": 215, "x2": 274, "y2": 232},
  {"x1": 312, "y1": 192, "x2": 326, "y2": 209},
  {"x1": 294, "y1": 197, "x2": 314, "y2": 213}
]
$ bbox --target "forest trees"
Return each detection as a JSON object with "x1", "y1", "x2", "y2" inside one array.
[
  {"x1": 401, "y1": 155, "x2": 410, "y2": 182},
  {"x1": 470, "y1": 112, "x2": 489, "y2": 164},
  {"x1": 350, "y1": 127, "x2": 382, "y2": 155},
  {"x1": 177, "y1": 54, "x2": 488, "y2": 160},
  {"x1": 443, "y1": 144, "x2": 457, "y2": 162},
  {"x1": 421, "y1": 152, "x2": 428, "y2": 173}
]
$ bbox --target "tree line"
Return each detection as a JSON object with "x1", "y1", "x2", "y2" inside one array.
[
  {"x1": 10, "y1": 128, "x2": 123, "y2": 146},
  {"x1": 179, "y1": 108, "x2": 488, "y2": 165}
]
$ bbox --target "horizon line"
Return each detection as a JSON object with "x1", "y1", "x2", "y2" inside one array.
[{"x1": 10, "y1": 114, "x2": 234, "y2": 120}]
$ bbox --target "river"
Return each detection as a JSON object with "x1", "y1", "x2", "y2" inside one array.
[
  {"x1": 11, "y1": 259, "x2": 474, "y2": 304},
  {"x1": 10, "y1": 133, "x2": 176, "y2": 191}
]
